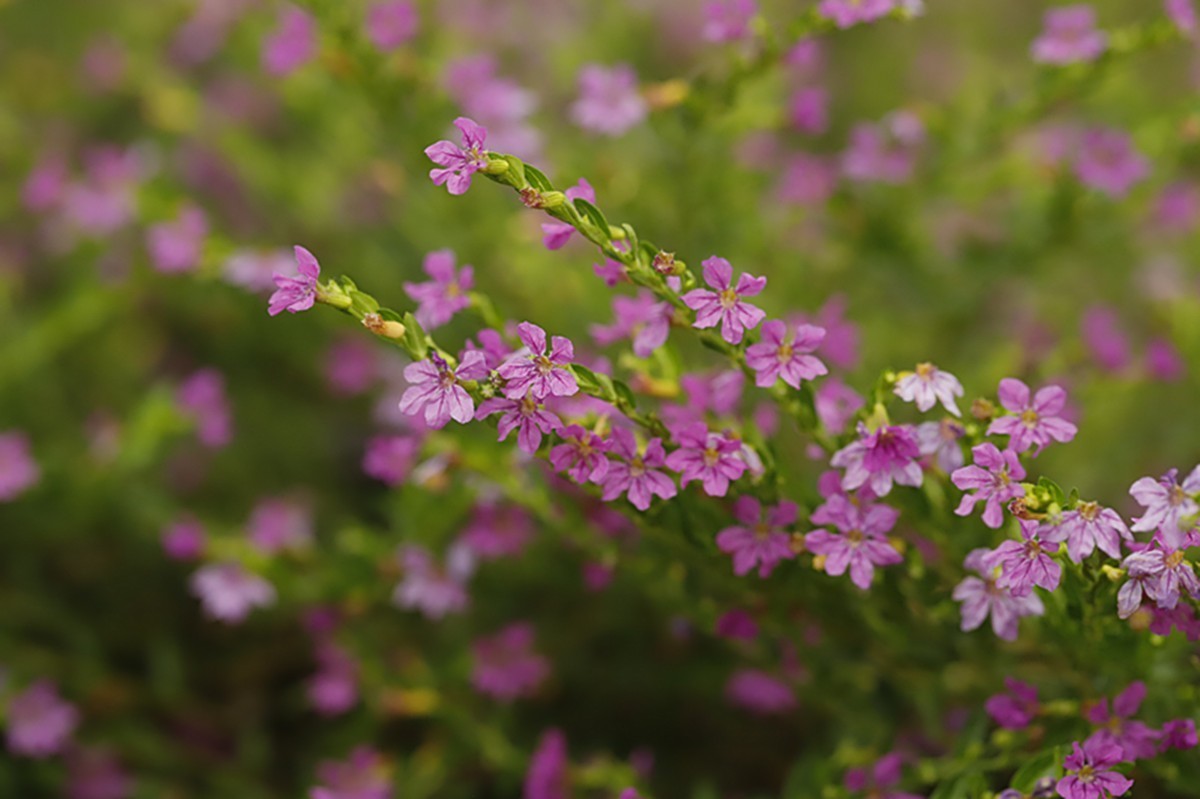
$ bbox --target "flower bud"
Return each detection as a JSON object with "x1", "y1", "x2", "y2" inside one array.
[
  {"x1": 362, "y1": 312, "x2": 406, "y2": 340},
  {"x1": 316, "y1": 282, "x2": 352, "y2": 309},
  {"x1": 970, "y1": 398, "x2": 996, "y2": 421},
  {"x1": 652, "y1": 250, "x2": 686, "y2": 276},
  {"x1": 483, "y1": 158, "x2": 510, "y2": 175}
]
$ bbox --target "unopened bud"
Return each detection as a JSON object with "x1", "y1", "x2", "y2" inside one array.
[
  {"x1": 483, "y1": 158, "x2": 510, "y2": 175},
  {"x1": 811, "y1": 554, "x2": 827, "y2": 572},
  {"x1": 970, "y1": 398, "x2": 995, "y2": 421},
  {"x1": 519, "y1": 188, "x2": 565, "y2": 209},
  {"x1": 789, "y1": 532, "x2": 807, "y2": 555},
  {"x1": 362, "y1": 312, "x2": 406, "y2": 340},
  {"x1": 652, "y1": 250, "x2": 685, "y2": 276}
]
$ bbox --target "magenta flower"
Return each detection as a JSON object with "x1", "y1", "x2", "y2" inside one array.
[
  {"x1": 403, "y1": 249, "x2": 473, "y2": 329},
  {"x1": 1040, "y1": 501, "x2": 1131, "y2": 563},
  {"x1": 682, "y1": 256, "x2": 766, "y2": 344},
  {"x1": 541, "y1": 179, "x2": 594, "y2": 250},
  {"x1": 593, "y1": 258, "x2": 627, "y2": 286},
  {"x1": 399, "y1": 350, "x2": 488, "y2": 429},
  {"x1": 844, "y1": 753, "x2": 922, "y2": 799},
  {"x1": 716, "y1": 496, "x2": 797, "y2": 578},
  {"x1": 953, "y1": 548, "x2": 1045, "y2": 641},
  {"x1": 789, "y1": 87, "x2": 828, "y2": 135},
  {"x1": 831, "y1": 423, "x2": 923, "y2": 497},
  {"x1": 815, "y1": 378, "x2": 865, "y2": 434},
  {"x1": 951, "y1": 443, "x2": 1027, "y2": 529},
  {"x1": 365, "y1": 1, "x2": 417, "y2": 52},
  {"x1": 1160, "y1": 718, "x2": 1198, "y2": 751},
  {"x1": 1074, "y1": 129, "x2": 1149, "y2": 198},
  {"x1": 724, "y1": 669, "x2": 796, "y2": 715},
  {"x1": 776, "y1": 152, "x2": 838, "y2": 205},
  {"x1": 664, "y1": 422, "x2": 747, "y2": 497},
  {"x1": 362, "y1": 435, "x2": 421, "y2": 486},
  {"x1": 262, "y1": 5, "x2": 317, "y2": 76},
  {"x1": 457, "y1": 502, "x2": 535, "y2": 560},
  {"x1": 1167, "y1": 0, "x2": 1198, "y2": 36},
  {"x1": 714, "y1": 609, "x2": 759, "y2": 640},
  {"x1": 392, "y1": 543, "x2": 474, "y2": 619},
  {"x1": 842, "y1": 120, "x2": 917, "y2": 184},
  {"x1": 248, "y1": 497, "x2": 313, "y2": 554},
  {"x1": 1118, "y1": 544, "x2": 1200, "y2": 616},
  {"x1": 548, "y1": 424, "x2": 610, "y2": 484},
  {"x1": 5, "y1": 680, "x2": 79, "y2": 758},
  {"x1": 983, "y1": 520, "x2": 1062, "y2": 597},
  {"x1": 497, "y1": 322, "x2": 579, "y2": 401},
  {"x1": 818, "y1": 0, "x2": 895, "y2": 29},
  {"x1": 476, "y1": 396, "x2": 560, "y2": 454},
  {"x1": 986, "y1": 678, "x2": 1039, "y2": 730},
  {"x1": 1031, "y1": 5, "x2": 1107, "y2": 65},
  {"x1": 65, "y1": 745, "x2": 134, "y2": 799},
  {"x1": 916, "y1": 418, "x2": 965, "y2": 472},
  {"x1": 325, "y1": 338, "x2": 378, "y2": 396},
  {"x1": 0, "y1": 431, "x2": 40, "y2": 501},
  {"x1": 162, "y1": 517, "x2": 205, "y2": 561},
  {"x1": 599, "y1": 427, "x2": 676, "y2": 510},
  {"x1": 569, "y1": 64, "x2": 647, "y2": 136},
  {"x1": 176, "y1": 369, "x2": 233, "y2": 449},
  {"x1": 745, "y1": 320, "x2": 827, "y2": 389},
  {"x1": 524, "y1": 728, "x2": 569, "y2": 799},
  {"x1": 894, "y1": 362, "x2": 963, "y2": 416},
  {"x1": 268, "y1": 245, "x2": 321, "y2": 316},
  {"x1": 146, "y1": 205, "x2": 208, "y2": 274},
  {"x1": 1081, "y1": 306, "x2": 1132, "y2": 372},
  {"x1": 703, "y1": 0, "x2": 758, "y2": 42},
  {"x1": 471, "y1": 622, "x2": 550, "y2": 702},
  {"x1": 310, "y1": 747, "x2": 392, "y2": 799},
  {"x1": 1084, "y1": 682, "x2": 1160, "y2": 761},
  {"x1": 190, "y1": 563, "x2": 276, "y2": 624},
  {"x1": 986, "y1": 378, "x2": 1077, "y2": 455},
  {"x1": 425, "y1": 117, "x2": 490, "y2": 195},
  {"x1": 591, "y1": 290, "x2": 672, "y2": 358},
  {"x1": 307, "y1": 644, "x2": 359, "y2": 717},
  {"x1": 806, "y1": 492, "x2": 902, "y2": 590},
  {"x1": 1056, "y1": 739, "x2": 1132, "y2": 799},
  {"x1": 1128, "y1": 466, "x2": 1200, "y2": 549}
]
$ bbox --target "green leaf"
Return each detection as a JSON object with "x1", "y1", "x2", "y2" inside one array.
[
  {"x1": 401, "y1": 312, "x2": 428, "y2": 359},
  {"x1": 378, "y1": 308, "x2": 403, "y2": 322},
  {"x1": 348, "y1": 290, "x2": 379, "y2": 315},
  {"x1": 573, "y1": 198, "x2": 611, "y2": 238},
  {"x1": 500, "y1": 154, "x2": 527, "y2": 187},
  {"x1": 524, "y1": 164, "x2": 553, "y2": 192},
  {"x1": 1009, "y1": 746, "x2": 1064, "y2": 793},
  {"x1": 612, "y1": 379, "x2": 637, "y2": 410},
  {"x1": 571, "y1": 363, "x2": 603, "y2": 395},
  {"x1": 337, "y1": 274, "x2": 359, "y2": 292}
]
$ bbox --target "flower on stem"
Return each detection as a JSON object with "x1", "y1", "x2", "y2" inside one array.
[
  {"x1": 403, "y1": 249, "x2": 473, "y2": 329},
  {"x1": 476, "y1": 396, "x2": 561, "y2": 454},
  {"x1": 745, "y1": 320, "x2": 827, "y2": 389},
  {"x1": 1074, "y1": 129, "x2": 1149, "y2": 199},
  {"x1": 703, "y1": 0, "x2": 758, "y2": 42},
  {"x1": 425, "y1": 117, "x2": 490, "y2": 195},
  {"x1": 599, "y1": 427, "x2": 676, "y2": 510},
  {"x1": 1128, "y1": 466, "x2": 1200, "y2": 549},
  {"x1": 398, "y1": 351, "x2": 489, "y2": 430},
  {"x1": 5, "y1": 680, "x2": 79, "y2": 758},
  {"x1": 986, "y1": 677, "x2": 1039, "y2": 730},
  {"x1": 190, "y1": 563, "x2": 276, "y2": 624},
  {"x1": 818, "y1": 0, "x2": 895, "y2": 29},
  {"x1": 548, "y1": 424, "x2": 610, "y2": 484},
  {"x1": 951, "y1": 443, "x2": 1026, "y2": 529},
  {"x1": 471, "y1": 622, "x2": 550, "y2": 702},
  {"x1": 0, "y1": 431, "x2": 40, "y2": 501},
  {"x1": 831, "y1": 423, "x2": 923, "y2": 497},
  {"x1": 844, "y1": 753, "x2": 922, "y2": 799},
  {"x1": 952, "y1": 548, "x2": 1045, "y2": 641},
  {"x1": 916, "y1": 418, "x2": 965, "y2": 472},
  {"x1": 541, "y1": 179, "x2": 594, "y2": 250},
  {"x1": 365, "y1": 0, "x2": 418, "y2": 52},
  {"x1": 1056, "y1": 739, "x2": 1132, "y2": 799},
  {"x1": 268, "y1": 245, "x2": 321, "y2": 316},
  {"x1": 497, "y1": 322, "x2": 579, "y2": 401},
  {"x1": 724, "y1": 669, "x2": 796, "y2": 715},
  {"x1": 310, "y1": 747, "x2": 392, "y2": 799},
  {"x1": 986, "y1": 378, "x2": 1077, "y2": 455},
  {"x1": 716, "y1": 496, "x2": 797, "y2": 578},
  {"x1": 524, "y1": 729, "x2": 569, "y2": 799},
  {"x1": 1083, "y1": 682, "x2": 1160, "y2": 761},
  {"x1": 570, "y1": 64, "x2": 647, "y2": 136},
  {"x1": 392, "y1": 543, "x2": 474, "y2": 619},
  {"x1": 1031, "y1": 5, "x2": 1107, "y2": 65},
  {"x1": 805, "y1": 492, "x2": 902, "y2": 590},
  {"x1": 1118, "y1": 543, "x2": 1200, "y2": 616},
  {"x1": 663, "y1": 422, "x2": 747, "y2": 497},
  {"x1": 894, "y1": 363, "x2": 963, "y2": 416},
  {"x1": 983, "y1": 519, "x2": 1062, "y2": 597},
  {"x1": 590, "y1": 291, "x2": 672, "y2": 358},
  {"x1": 1039, "y1": 501, "x2": 1131, "y2": 563},
  {"x1": 681, "y1": 256, "x2": 766, "y2": 345}
]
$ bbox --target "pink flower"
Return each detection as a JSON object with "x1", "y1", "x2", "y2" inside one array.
[
  {"x1": 190, "y1": 563, "x2": 275, "y2": 624},
  {"x1": 262, "y1": 6, "x2": 317, "y2": 76},
  {"x1": 471, "y1": 623, "x2": 550, "y2": 701},
  {"x1": 842, "y1": 118, "x2": 918, "y2": 184},
  {"x1": 548, "y1": 424, "x2": 610, "y2": 484},
  {"x1": 724, "y1": 669, "x2": 796, "y2": 714},
  {"x1": 789, "y1": 87, "x2": 828, "y2": 135},
  {"x1": 983, "y1": 520, "x2": 1062, "y2": 597},
  {"x1": 476, "y1": 396, "x2": 561, "y2": 454},
  {"x1": 831, "y1": 423, "x2": 923, "y2": 497},
  {"x1": 745, "y1": 320, "x2": 827, "y2": 388},
  {"x1": 716, "y1": 496, "x2": 797, "y2": 577},
  {"x1": 599, "y1": 427, "x2": 677, "y2": 510},
  {"x1": 310, "y1": 747, "x2": 392, "y2": 799},
  {"x1": 681, "y1": 256, "x2": 766, "y2": 345},
  {"x1": 703, "y1": 0, "x2": 757, "y2": 42},
  {"x1": 176, "y1": 369, "x2": 233, "y2": 448},
  {"x1": 1159, "y1": 718, "x2": 1198, "y2": 751},
  {"x1": 268, "y1": 245, "x2": 321, "y2": 316},
  {"x1": 362, "y1": 435, "x2": 421, "y2": 486},
  {"x1": 664, "y1": 422, "x2": 747, "y2": 497},
  {"x1": 1166, "y1": 0, "x2": 1198, "y2": 36},
  {"x1": 497, "y1": 322, "x2": 578, "y2": 401},
  {"x1": 65, "y1": 746, "x2": 133, "y2": 799},
  {"x1": 365, "y1": 1, "x2": 418, "y2": 52},
  {"x1": 806, "y1": 492, "x2": 902, "y2": 590},
  {"x1": 325, "y1": 338, "x2": 378, "y2": 396},
  {"x1": 5, "y1": 680, "x2": 79, "y2": 758},
  {"x1": 392, "y1": 543, "x2": 474, "y2": 619},
  {"x1": 541, "y1": 179, "x2": 594, "y2": 250},
  {"x1": 1031, "y1": 5, "x2": 1107, "y2": 65},
  {"x1": 1039, "y1": 501, "x2": 1131, "y2": 563},
  {"x1": 248, "y1": 496, "x2": 313, "y2": 554},
  {"x1": 162, "y1": 517, "x2": 206, "y2": 561},
  {"x1": 1056, "y1": 739, "x2": 1132, "y2": 799},
  {"x1": 146, "y1": 205, "x2": 207, "y2": 273},
  {"x1": 818, "y1": 0, "x2": 895, "y2": 29},
  {"x1": 1083, "y1": 682, "x2": 1160, "y2": 761},
  {"x1": 590, "y1": 290, "x2": 672, "y2": 358},
  {"x1": 916, "y1": 419, "x2": 965, "y2": 472},
  {"x1": 425, "y1": 117, "x2": 490, "y2": 195},
  {"x1": 951, "y1": 443, "x2": 1026, "y2": 529},
  {"x1": 1074, "y1": 129, "x2": 1149, "y2": 198},
  {"x1": 1119, "y1": 544, "x2": 1200, "y2": 615},
  {"x1": 986, "y1": 678, "x2": 1039, "y2": 730},
  {"x1": 307, "y1": 644, "x2": 359, "y2": 716},
  {"x1": 403, "y1": 249, "x2": 473, "y2": 329},
  {"x1": 0, "y1": 431, "x2": 40, "y2": 502},
  {"x1": 23, "y1": 156, "x2": 67, "y2": 212},
  {"x1": 714, "y1": 609, "x2": 758, "y2": 640},
  {"x1": 399, "y1": 350, "x2": 489, "y2": 429},
  {"x1": 225, "y1": 248, "x2": 293, "y2": 293},
  {"x1": 844, "y1": 753, "x2": 922, "y2": 799},
  {"x1": 1081, "y1": 306, "x2": 1132, "y2": 372},
  {"x1": 815, "y1": 378, "x2": 864, "y2": 434},
  {"x1": 570, "y1": 64, "x2": 646, "y2": 136},
  {"x1": 457, "y1": 502, "x2": 535, "y2": 560},
  {"x1": 952, "y1": 548, "x2": 1045, "y2": 641},
  {"x1": 1128, "y1": 466, "x2": 1200, "y2": 548},
  {"x1": 986, "y1": 378, "x2": 1077, "y2": 455},
  {"x1": 524, "y1": 729, "x2": 569, "y2": 799},
  {"x1": 894, "y1": 363, "x2": 963, "y2": 416},
  {"x1": 775, "y1": 153, "x2": 838, "y2": 206},
  {"x1": 1146, "y1": 338, "x2": 1185, "y2": 382}
]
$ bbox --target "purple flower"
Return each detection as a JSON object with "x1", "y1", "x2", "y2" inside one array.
[
  {"x1": 190, "y1": 563, "x2": 276, "y2": 624},
  {"x1": 524, "y1": 728, "x2": 569, "y2": 799},
  {"x1": 365, "y1": 1, "x2": 417, "y2": 52},
  {"x1": 268, "y1": 245, "x2": 321, "y2": 316},
  {"x1": 894, "y1": 363, "x2": 963, "y2": 416},
  {"x1": 403, "y1": 249, "x2": 473, "y2": 329},
  {"x1": 476, "y1": 396, "x2": 560, "y2": 454},
  {"x1": 842, "y1": 120, "x2": 917, "y2": 184},
  {"x1": 1129, "y1": 466, "x2": 1200, "y2": 549},
  {"x1": 1119, "y1": 544, "x2": 1200, "y2": 615},
  {"x1": 0, "y1": 431, "x2": 40, "y2": 501},
  {"x1": 1082, "y1": 306, "x2": 1132, "y2": 372},
  {"x1": 161, "y1": 517, "x2": 205, "y2": 561},
  {"x1": 1074, "y1": 129, "x2": 1149, "y2": 198},
  {"x1": 262, "y1": 5, "x2": 317, "y2": 76},
  {"x1": 425, "y1": 117, "x2": 490, "y2": 196},
  {"x1": 951, "y1": 443, "x2": 1027, "y2": 529},
  {"x1": 714, "y1": 609, "x2": 759, "y2": 640},
  {"x1": 1167, "y1": 0, "x2": 1198, "y2": 36},
  {"x1": 593, "y1": 258, "x2": 627, "y2": 286},
  {"x1": 497, "y1": 322, "x2": 579, "y2": 401},
  {"x1": 703, "y1": 0, "x2": 757, "y2": 42},
  {"x1": 664, "y1": 422, "x2": 747, "y2": 497},
  {"x1": 307, "y1": 644, "x2": 359, "y2": 716},
  {"x1": 362, "y1": 435, "x2": 421, "y2": 486},
  {"x1": 569, "y1": 64, "x2": 647, "y2": 136},
  {"x1": 953, "y1": 548, "x2": 1045, "y2": 641},
  {"x1": 399, "y1": 350, "x2": 488, "y2": 429},
  {"x1": 1039, "y1": 501, "x2": 1131, "y2": 563},
  {"x1": 986, "y1": 378, "x2": 1077, "y2": 455},
  {"x1": 1083, "y1": 682, "x2": 1160, "y2": 761},
  {"x1": 724, "y1": 669, "x2": 796, "y2": 715},
  {"x1": 599, "y1": 427, "x2": 676, "y2": 510},
  {"x1": 1031, "y1": 5, "x2": 1107, "y2": 65},
  {"x1": 5, "y1": 680, "x2": 79, "y2": 758},
  {"x1": 471, "y1": 623, "x2": 550, "y2": 701},
  {"x1": 326, "y1": 338, "x2": 379, "y2": 396},
  {"x1": 176, "y1": 369, "x2": 233, "y2": 449},
  {"x1": 716, "y1": 496, "x2": 797, "y2": 578},
  {"x1": 789, "y1": 87, "x2": 829, "y2": 135},
  {"x1": 745, "y1": 320, "x2": 827, "y2": 389},
  {"x1": 1160, "y1": 718, "x2": 1198, "y2": 751},
  {"x1": 591, "y1": 291, "x2": 672, "y2": 358},
  {"x1": 65, "y1": 746, "x2": 134, "y2": 799},
  {"x1": 831, "y1": 423, "x2": 923, "y2": 497},
  {"x1": 1056, "y1": 739, "x2": 1132, "y2": 799},
  {"x1": 986, "y1": 678, "x2": 1039, "y2": 730},
  {"x1": 916, "y1": 418, "x2": 965, "y2": 472},
  {"x1": 818, "y1": 0, "x2": 895, "y2": 29},
  {"x1": 392, "y1": 543, "x2": 474, "y2": 619},
  {"x1": 815, "y1": 378, "x2": 865, "y2": 434},
  {"x1": 682, "y1": 256, "x2": 766, "y2": 344},
  {"x1": 224, "y1": 248, "x2": 293, "y2": 293},
  {"x1": 457, "y1": 502, "x2": 535, "y2": 560},
  {"x1": 248, "y1": 497, "x2": 313, "y2": 554},
  {"x1": 983, "y1": 520, "x2": 1062, "y2": 597},
  {"x1": 146, "y1": 205, "x2": 208, "y2": 274},
  {"x1": 806, "y1": 492, "x2": 902, "y2": 590},
  {"x1": 548, "y1": 424, "x2": 610, "y2": 484},
  {"x1": 310, "y1": 747, "x2": 392, "y2": 799},
  {"x1": 844, "y1": 753, "x2": 922, "y2": 799},
  {"x1": 775, "y1": 152, "x2": 838, "y2": 205},
  {"x1": 541, "y1": 179, "x2": 594, "y2": 250}
]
